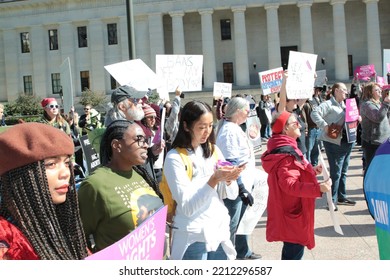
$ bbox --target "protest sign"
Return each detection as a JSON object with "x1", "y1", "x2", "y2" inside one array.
[
  {"x1": 79, "y1": 134, "x2": 101, "y2": 174},
  {"x1": 104, "y1": 59, "x2": 168, "y2": 100},
  {"x1": 354, "y1": 64, "x2": 376, "y2": 81},
  {"x1": 258, "y1": 67, "x2": 284, "y2": 95},
  {"x1": 314, "y1": 69, "x2": 327, "y2": 87},
  {"x1": 246, "y1": 110, "x2": 262, "y2": 152},
  {"x1": 213, "y1": 82, "x2": 232, "y2": 99},
  {"x1": 86, "y1": 206, "x2": 167, "y2": 260},
  {"x1": 156, "y1": 55, "x2": 203, "y2": 92},
  {"x1": 345, "y1": 98, "x2": 359, "y2": 122},
  {"x1": 286, "y1": 51, "x2": 317, "y2": 99},
  {"x1": 237, "y1": 170, "x2": 268, "y2": 235}
]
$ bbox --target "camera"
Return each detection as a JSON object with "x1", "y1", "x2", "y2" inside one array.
[{"x1": 180, "y1": 93, "x2": 185, "y2": 99}]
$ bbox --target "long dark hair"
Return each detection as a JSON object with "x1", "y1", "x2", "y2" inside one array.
[
  {"x1": 172, "y1": 100, "x2": 215, "y2": 158},
  {"x1": 0, "y1": 161, "x2": 88, "y2": 259}
]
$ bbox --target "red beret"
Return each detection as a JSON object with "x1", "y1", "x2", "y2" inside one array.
[
  {"x1": 0, "y1": 122, "x2": 74, "y2": 175},
  {"x1": 272, "y1": 111, "x2": 291, "y2": 134},
  {"x1": 41, "y1": 98, "x2": 57, "y2": 108}
]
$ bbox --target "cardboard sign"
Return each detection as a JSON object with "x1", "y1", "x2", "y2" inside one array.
[
  {"x1": 85, "y1": 206, "x2": 167, "y2": 260},
  {"x1": 156, "y1": 55, "x2": 203, "y2": 92},
  {"x1": 286, "y1": 51, "x2": 318, "y2": 99},
  {"x1": 213, "y1": 82, "x2": 232, "y2": 99},
  {"x1": 258, "y1": 67, "x2": 284, "y2": 95},
  {"x1": 79, "y1": 134, "x2": 101, "y2": 174}
]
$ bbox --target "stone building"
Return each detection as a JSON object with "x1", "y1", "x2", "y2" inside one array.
[{"x1": 0, "y1": 0, "x2": 389, "y2": 102}]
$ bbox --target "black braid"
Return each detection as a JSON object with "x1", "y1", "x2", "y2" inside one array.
[
  {"x1": 134, "y1": 165, "x2": 164, "y2": 202},
  {"x1": 0, "y1": 161, "x2": 88, "y2": 259}
]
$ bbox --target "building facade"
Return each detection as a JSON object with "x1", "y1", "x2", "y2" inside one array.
[{"x1": 0, "y1": 0, "x2": 389, "y2": 102}]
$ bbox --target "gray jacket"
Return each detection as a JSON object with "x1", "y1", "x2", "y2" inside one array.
[
  {"x1": 360, "y1": 100, "x2": 390, "y2": 145},
  {"x1": 310, "y1": 96, "x2": 345, "y2": 145}
]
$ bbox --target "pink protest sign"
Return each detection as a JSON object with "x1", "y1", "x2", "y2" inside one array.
[
  {"x1": 376, "y1": 76, "x2": 386, "y2": 86},
  {"x1": 85, "y1": 206, "x2": 167, "y2": 260},
  {"x1": 345, "y1": 98, "x2": 359, "y2": 122},
  {"x1": 354, "y1": 65, "x2": 376, "y2": 80}
]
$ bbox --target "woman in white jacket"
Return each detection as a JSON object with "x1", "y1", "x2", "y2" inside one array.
[{"x1": 162, "y1": 100, "x2": 244, "y2": 260}]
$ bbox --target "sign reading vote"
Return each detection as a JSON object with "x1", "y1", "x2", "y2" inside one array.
[
  {"x1": 258, "y1": 67, "x2": 284, "y2": 95},
  {"x1": 79, "y1": 135, "x2": 100, "y2": 174},
  {"x1": 156, "y1": 55, "x2": 203, "y2": 92},
  {"x1": 85, "y1": 206, "x2": 167, "y2": 260}
]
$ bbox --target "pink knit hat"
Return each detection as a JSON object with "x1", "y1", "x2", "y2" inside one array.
[{"x1": 142, "y1": 104, "x2": 156, "y2": 118}]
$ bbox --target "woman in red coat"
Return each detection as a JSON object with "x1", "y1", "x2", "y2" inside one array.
[{"x1": 261, "y1": 111, "x2": 331, "y2": 260}]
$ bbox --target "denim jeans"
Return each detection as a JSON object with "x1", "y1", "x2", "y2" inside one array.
[
  {"x1": 223, "y1": 196, "x2": 251, "y2": 258},
  {"x1": 182, "y1": 242, "x2": 227, "y2": 260},
  {"x1": 260, "y1": 124, "x2": 271, "y2": 138},
  {"x1": 323, "y1": 139, "x2": 355, "y2": 203},
  {"x1": 281, "y1": 242, "x2": 304, "y2": 260},
  {"x1": 305, "y1": 127, "x2": 321, "y2": 166}
]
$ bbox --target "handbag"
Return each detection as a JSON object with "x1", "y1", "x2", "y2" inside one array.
[{"x1": 328, "y1": 123, "x2": 342, "y2": 139}]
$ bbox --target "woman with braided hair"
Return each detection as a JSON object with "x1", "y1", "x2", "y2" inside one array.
[
  {"x1": 77, "y1": 120, "x2": 164, "y2": 253},
  {"x1": 0, "y1": 122, "x2": 88, "y2": 260}
]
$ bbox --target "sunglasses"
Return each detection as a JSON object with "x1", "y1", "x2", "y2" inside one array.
[
  {"x1": 46, "y1": 104, "x2": 59, "y2": 109},
  {"x1": 84, "y1": 108, "x2": 91, "y2": 111}
]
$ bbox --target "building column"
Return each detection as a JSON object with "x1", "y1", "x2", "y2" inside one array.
[
  {"x1": 330, "y1": 0, "x2": 349, "y2": 81},
  {"x1": 59, "y1": 22, "x2": 76, "y2": 96},
  {"x1": 148, "y1": 12, "x2": 165, "y2": 71},
  {"x1": 297, "y1": 1, "x2": 314, "y2": 54},
  {"x1": 3, "y1": 29, "x2": 19, "y2": 101},
  {"x1": 264, "y1": 3, "x2": 281, "y2": 69},
  {"x1": 364, "y1": 0, "x2": 382, "y2": 76},
  {"x1": 134, "y1": 15, "x2": 151, "y2": 66},
  {"x1": 89, "y1": 19, "x2": 105, "y2": 91},
  {"x1": 30, "y1": 25, "x2": 47, "y2": 98},
  {"x1": 169, "y1": 11, "x2": 186, "y2": 55},
  {"x1": 232, "y1": 6, "x2": 250, "y2": 86},
  {"x1": 199, "y1": 8, "x2": 217, "y2": 89},
  {"x1": 119, "y1": 16, "x2": 130, "y2": 61}
]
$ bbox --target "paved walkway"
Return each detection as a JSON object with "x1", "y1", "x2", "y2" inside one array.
[{"x1": 250, "y1": 141, "x2": 379, "y2": 260}]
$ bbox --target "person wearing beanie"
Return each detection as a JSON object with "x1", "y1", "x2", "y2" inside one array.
[
  {"x1": 0, "y1": 122, "x2": 88, "y2": 260},
  {"x1": 39, "y1": 97, "x2": 71, "y2": 136},
  {"x1": 138, "y1": 104, "x2": 165, "y2": 183},
  {"x1": 260, "y1": 111, "x2": 331, "y2": 260}
]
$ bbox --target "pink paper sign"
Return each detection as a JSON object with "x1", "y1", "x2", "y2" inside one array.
[
  {"x1": 85, "y1": 206, "x2": 167, "y2": 260},
  {"x1": 354, "y1": 65, "x2": 376, "y2": 80},
  {"x1": 345, "y1": 98, "x2": 359, "y2": 122}
]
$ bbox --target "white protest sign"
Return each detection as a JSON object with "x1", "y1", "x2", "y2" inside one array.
[
  {"x1": 258, "y1": 67, "x2": 284, "y2": 95},
  {"x1": 60, "y1": 57, "x2": 74, "y2": 114},
  {"x1": 104, "y1": 59, "x2": 163, "y2": 91},
  {"x1": 213, "y1": 82, "x2": 232, "y2": 99},
  {"x1": 286, "y1": 51, "x2": 317, "y2": 99},
  {"x1": 315, "y1": 70, "x2": 327, "y2": 87},
  {"x1": 156, "y1": 55, "x2": 203, "y2": 92}
]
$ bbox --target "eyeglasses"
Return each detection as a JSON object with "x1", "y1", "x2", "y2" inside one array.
[
  {"x1": 84, "y1": 108, "x2": 90, "y2": 111},
  {"x1": 132, "y1": 135, "x2": 148, "y2": 147},
  {"x1": 287, "y1": 121, "x2": 300, "y2": 128},
  {"x1": 46, "y1": 104, "x2": 59, "y2": 109}
]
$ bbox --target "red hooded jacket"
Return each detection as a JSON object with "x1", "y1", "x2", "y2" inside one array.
[{"x1": 261, "y1": 134, "x2": 322, "y2": 249}]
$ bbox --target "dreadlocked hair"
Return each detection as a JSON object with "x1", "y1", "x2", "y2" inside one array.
[
  {"x1": 133, "y1": 165, "x2": 163, "y2": 202},
  {"x1": 0, "y1": 161, "x2": 88, "y2": 260}
]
